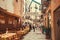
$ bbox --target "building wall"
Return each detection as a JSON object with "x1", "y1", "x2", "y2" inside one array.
[
  {"x1": 0, "y1": 0, "x2": 24, "y2": 16},
  {"x1": 14, "y1": 0, "x2": 24, "y2": 17},
  {"x1": 54, "y1": 10, "x2": 60, "y2": 40},
  {"x1": 0, "y1": 0, "x2": 24, "y2": 27},
  {"x1": 0, "y1": 0, "x2": 14, "y2": 13},
  {"x1": 30, "y1": 2, "x2": 40, "y2": 12},
  {"x1": 43, "y1": 14, "x2": 48, "y2": 28},
  {"x1": 0, "y1": 0, "x2": 6, "y2": 9},
  {"x1": 51, "y1": 0, "x2": 60, "y2": 40},
  {"x1": 45, "y1": 0, "x2": 60, "y2": 40}
]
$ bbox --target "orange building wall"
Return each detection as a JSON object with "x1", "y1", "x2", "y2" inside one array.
[
  {"x1": 44, "y1": 0, "x2": 60, "y2": 40},
  {"x1": 51, "y1": 0, "x2": 60, "y2": 40},
  {"x1": 13, "y1": 0, "x2": 24, "y2": 26},
  {"x1": 13, "y1": 0, "x2": 24, "y2": 17},
  {"x1": 43, "y1": 14, "x2": 48, "y2": 28},
  {"x1": 54, "y1": 11, "x2": 60, "y2": 40}
]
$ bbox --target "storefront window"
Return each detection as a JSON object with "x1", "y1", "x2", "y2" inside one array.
[
  {"x1": 0, "y1": 15, "x2": 5, "y2": 24},
  {"x1": 8, "y1": 18, "x2": 12, "y2": 24}
]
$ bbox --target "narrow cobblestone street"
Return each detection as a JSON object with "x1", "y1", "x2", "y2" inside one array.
[
  {"x1": 22, "y1": 29, "x2": 49, "y2": 40},
  {"x1": 0, "y1": 0, "x2": 60, "y2": 40}
]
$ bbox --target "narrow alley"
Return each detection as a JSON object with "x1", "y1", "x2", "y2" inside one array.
[{"x1": 0, "y1": 0, "x2": 60, "y2": 40}]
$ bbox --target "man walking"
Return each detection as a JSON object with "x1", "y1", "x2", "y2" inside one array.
[{"x1": 32, "y1": 23, "x2": 36, "y2": 32}]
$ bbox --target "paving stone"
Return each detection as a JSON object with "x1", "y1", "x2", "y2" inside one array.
[{"x1": 22, "y1": 29, "x2": 50, "y2": 40}]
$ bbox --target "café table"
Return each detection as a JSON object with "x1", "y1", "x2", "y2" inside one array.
[{"x1": 0, "y1": 33, "x2": 16, "y2": 40}]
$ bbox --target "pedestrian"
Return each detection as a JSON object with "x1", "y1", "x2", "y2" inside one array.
[
  {"x1": 32, "y1": 26, "x2": 35, "y2": 32},
  {"x1": 32, "y1": 23, "x2": 36, "y2": 32}
]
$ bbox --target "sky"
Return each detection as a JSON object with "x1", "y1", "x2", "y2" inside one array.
[
  {"x1": 25, "y1": 0, "x2": 41, "y2": 6},
  {"x1": 29, "y1": 0, "x2": 41, "y2": 4}
]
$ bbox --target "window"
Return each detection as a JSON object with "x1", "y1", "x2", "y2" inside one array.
[
  {"x1": 35, "y1": 4, "x2": 38, "y2": 9},
  {"x1": 41, "y1": 15, "x2": 43, "y2": 19},
  {"x1": 16, "y1": 0, "x2": 18, "y2": 2},
  {"x1": 0, "y1": 15, "x2": 5, "y2": 24},
  {"x1": 0, "y1": 19, "x2": 5, "y2": 24},
  {"x1": 39, "y1": 5, "x2": 42, "y2": 10},
  {"x1": 3, "y1": 0, "x2": 5, "y2": 1},
  {"x1": 8, "y1": 18, "x2": 12, "y2": 24}
]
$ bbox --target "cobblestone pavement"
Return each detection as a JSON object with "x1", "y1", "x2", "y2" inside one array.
[{"x1": 22, "y1": 29, "x2": 50, "y2": 40}]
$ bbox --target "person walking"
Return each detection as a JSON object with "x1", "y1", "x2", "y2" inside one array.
[{"x1": 32, "y1": 23, "x2": 36, "y2": 32}]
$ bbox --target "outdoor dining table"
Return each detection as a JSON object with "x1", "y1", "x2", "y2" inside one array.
[{"x1": 0, "y1": 33, "x2": 16, "y2": 40}]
